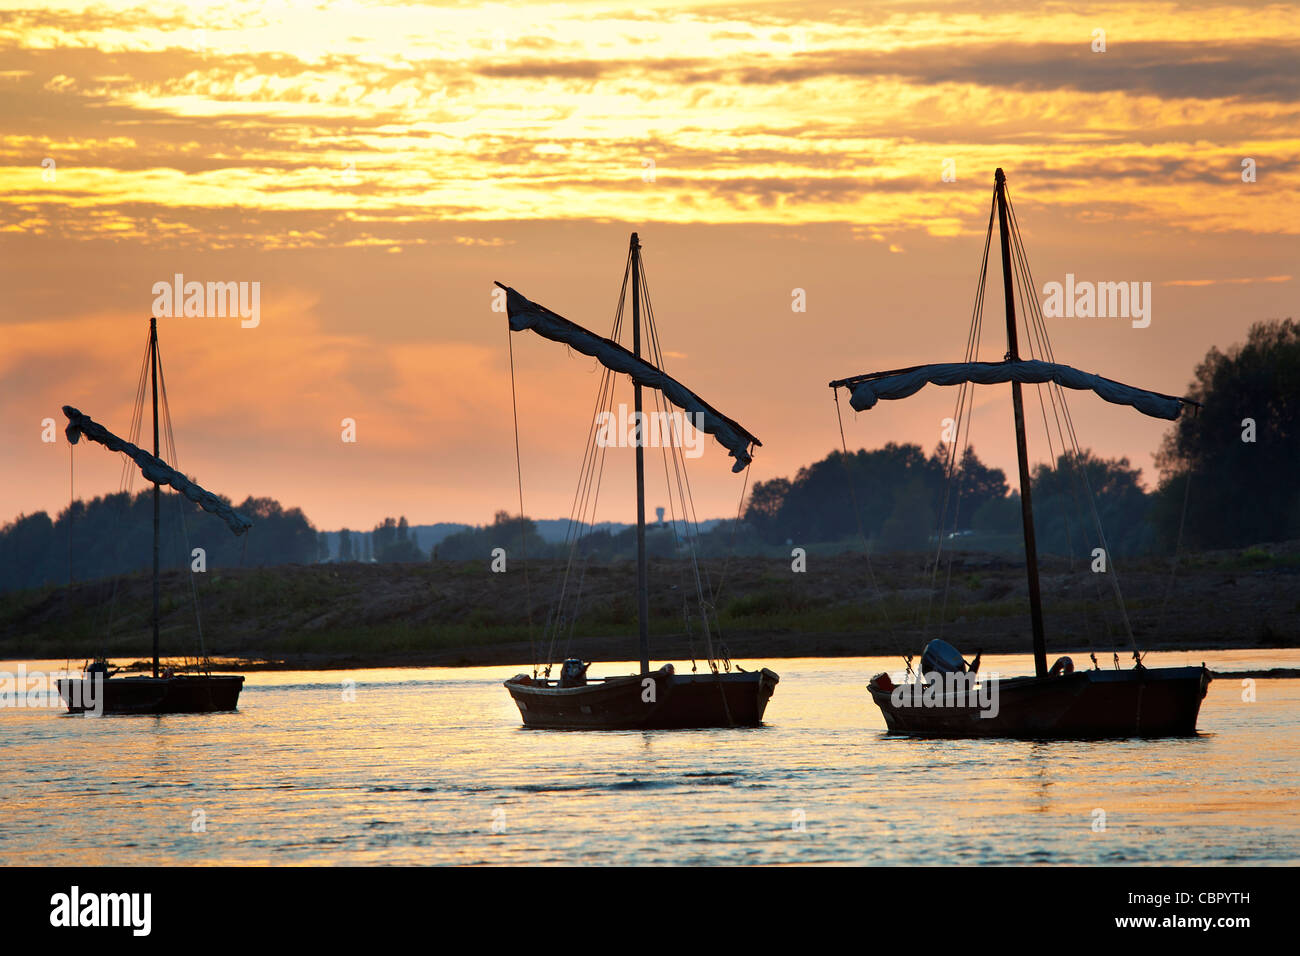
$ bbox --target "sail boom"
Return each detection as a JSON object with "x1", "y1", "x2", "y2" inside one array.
[
  {"x1": 62, "y1": 406, "x2": 253, "y2": 536},
  {"x1": 495, "y1": 282, "x2": 761, "y2": 472},
  {"x1": 835, "y1": 359, "x2": 1195, "y2": 421}
]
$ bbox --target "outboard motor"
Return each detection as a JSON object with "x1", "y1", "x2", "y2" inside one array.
[
  {"x1": 1049, "y1": 656, "x2": 1075, "y2": 677},
  {"x1": 920, "y1": 639, "x2": 967, "y2": 683},
  {"x1": 558, "y1": 658, "x2": 589, "y2": 688}
]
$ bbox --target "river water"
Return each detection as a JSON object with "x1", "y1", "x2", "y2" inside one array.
[{"x1": 2, "y1": 651, "x2": 1296, "y2": 865}]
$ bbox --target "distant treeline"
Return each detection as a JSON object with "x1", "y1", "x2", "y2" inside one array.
[
  {"x1": 419, "y1": 445, "x2": 1156, "y2": 563},
  {"x1": 743, "y1": 443, "x2": 1156, "y2": 557},
  {"x1": 430, "y1": 511, "x2": 739, "y2": 563},
  {"x1": 745, "y1": 318, "x2": 1300, "y2": 557},
  {"x1": 0, "y1": 493, "x2": 319, "y2": 593},
  {"x1": 334, "y1": 517, "x2": 424, "y2": 564},
  {"x1": 3, "y1": 319, "x2": 1296, "y2": 591}
]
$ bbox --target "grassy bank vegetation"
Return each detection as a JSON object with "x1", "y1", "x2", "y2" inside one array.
[{"x1": 2, "y1": 541, "x2": 1297, "y2": 669}]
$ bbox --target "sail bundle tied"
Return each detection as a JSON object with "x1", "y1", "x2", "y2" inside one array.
[
  {"x1": 496, "y1": 283, "x2": 761, "y2": 472},
  {"x1": 846, "y1": 360, "x2": 1187, "y2": 421},
  {"x1": 63, "y1": 406, "x2": 253, "y2": 536}
]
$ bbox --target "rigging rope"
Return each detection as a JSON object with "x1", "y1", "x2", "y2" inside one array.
[
  {"x1": 1156, "y1": 471, "x2": 1194, "y2": 639},
  {"x1": 1005, "y1": 187, "x2": 1139, "y2": 659},
  {"x1": 833, "y1": 388, "x2": 911, "y2": 677},
  {"x1": 640, "y1": 264, "x2": 735, "y2": 723},
  {"x1": 711, "y1": 459, "x2": 751, "y2": 608},
  {"x1": 539, "y1": 253, "x2": 631, "y2": 673},
  {"x1": 647, "y1": 357, "x2": 697, "y2": 669},
  {"x1": 928, "y1": 197, "x2": 993, "y2": 641},
  {"x1": 640, "y1": 257, "x2": 720, "y2": 669},
  {"x1": 1007, "y1": 203, "x2": 1105, "y2": 659},
  {"x1": 506, "y1": 324, "x2": 537, "y2": 676},
  {"x1": 553, "y1": 326, "x2": 620, "y2": 667},
  {"x1": 511, "y1": 238, "x2": 752, "y2": 716},
  {"x1": 99, "y1": 323, "x2": 153, "y2": 656},
  {"x1": 68, "y1": 440, "x2": 74, "y2": 588},
  {"x1": 155, "y1": 337, "x2": 210, "y2": 672}
]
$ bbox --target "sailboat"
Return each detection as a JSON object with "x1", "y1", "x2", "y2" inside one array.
[
  {"x1": 57, "y1": 318, "x2": 249, "y2": 715},
  {"x1": 832, "y1": 169, "x2": 1210, "y2": 738},
  {"x1": 499, "y1": 233, "x2": 779, "y2": 728}
]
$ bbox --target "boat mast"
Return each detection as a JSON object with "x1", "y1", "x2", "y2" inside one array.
[
  {"x1": 150, "y1": 317, "x2": 161, "y2": 679},
  {"x1": 631, "y1": 233, "x2": 651, "y2": 676},
  {"x1": 994, "y1": 169, "x2": 1048, "y2": 679}
]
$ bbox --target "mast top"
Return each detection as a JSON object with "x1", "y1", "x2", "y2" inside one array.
[
  {"x1": 630, "y1": 231, "x2": 640, "y2": 249},
  {"x1": 995, "y1": 167, "x2": 1006, "y2": 184}
]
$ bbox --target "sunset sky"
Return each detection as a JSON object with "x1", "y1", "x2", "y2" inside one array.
[{"x1": 2, "y1": 0, "x2": 1296, "y2": 531}]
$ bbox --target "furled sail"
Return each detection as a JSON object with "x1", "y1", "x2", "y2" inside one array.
[
  {"x1": 63, "y1": 406, "x2": 253, "y2": 536},
  {"x1": 842, "y1": 360, "x2": 1190, "y2": 421},
  {"x1": 495, "y1": 282, "x2": 761, "y2": 472}
]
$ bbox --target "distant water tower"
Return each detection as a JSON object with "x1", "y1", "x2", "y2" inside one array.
[{"x1": 656, "y1": 507, "x2": 665, "y2": 525}]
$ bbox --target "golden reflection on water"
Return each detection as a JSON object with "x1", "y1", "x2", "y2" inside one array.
[{"x1": 1, "y1": 652, "x2": 1296, "y2": 865}]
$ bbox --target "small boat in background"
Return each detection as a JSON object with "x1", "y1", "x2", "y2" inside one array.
[
  {"x1": 832, "y1": 169, "x2": 1210, "y2": 738},
  {"x1": 61, "y1": 657, "x2": 244, "y2": 715},
  {"x1": 57, "y1": 318, "x2": 250, "y2": 715},
  {"x1": 498, "y1": 233, "x2": 778, "y2": 728}
]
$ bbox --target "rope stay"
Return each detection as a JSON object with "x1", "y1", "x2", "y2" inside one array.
[
  {"x1": 638, "y1": 252, "x2": 728, "y2": 675},
  {"x1": 998, "y1": 184, "x2": 1133, "y2": 665},
  {"x1": 154, "y1": 335, "x2": 211, "y2": 674},
  {"x1": 509, "y1": 240, "x2": 748, "y2": 684},
  {"x1": 844, "y1": 174, "x2": 1159, "y2": 673},
  {"x1": 927, "y1": 197, "x2": 994, "y2": 642},
  {"x1": 636, "y1": 254, "x2": 736, "y2": 724},
  {"x1": 75, "y1": 323, "x2": 215, "y2": 672},
  {"x1": 521, "y1": 254, "x2": 630, "y2": 675},
  {"x1": 98, "y1": 324, "x2": 152, "y2": 658},
  {"x1": 1002, "y1": 181, "x2": 1140, "y2": 662},
  {"x1": 506, "y1": 324, "x2": 537, "y2": 676},
  {"x1": 1006, "y1": 197, "x2": 1106, "y2": 660},
  {"x1": 832, "y1": 387, "x2": 914, "y2": 677},
  {"x1": 1156, "y1": 471, "x2": 1193, "y2": 639}
]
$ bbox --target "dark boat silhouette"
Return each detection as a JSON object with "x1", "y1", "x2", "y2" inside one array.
[
  {"x1": 505, "y1": 666, "x2": 778, "y2": 730},
  {"x1": 57, "y1": 318, "x2": 250, "y2": 715},
  {"x1": 498, "y1": 234, "x2": 778, "y2": 729},
  {"x1": 60, "y1": 660, "x2": 244, "y2": 715},
  {"x1": 866, "y1": 655, "x2": 1208, "y2": 738},
  {"x1": 832, "y1": 169, "x2": 1210, "y2": 739}
]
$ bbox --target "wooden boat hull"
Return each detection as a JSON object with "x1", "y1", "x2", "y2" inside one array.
[
  {"x1": 505, "y1": 667, "x2": 779, "y2": 729},
  {"x1": 867, "y1": 665, "x2": 1209, "y2": 739},
  {"x1": 57, "y1": 675, "x2": 244, "y2": 715}
]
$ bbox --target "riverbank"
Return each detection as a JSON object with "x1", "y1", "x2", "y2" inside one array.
[{"x1": 3, "y1": 543, "x2": 1297, "y2": 671}]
